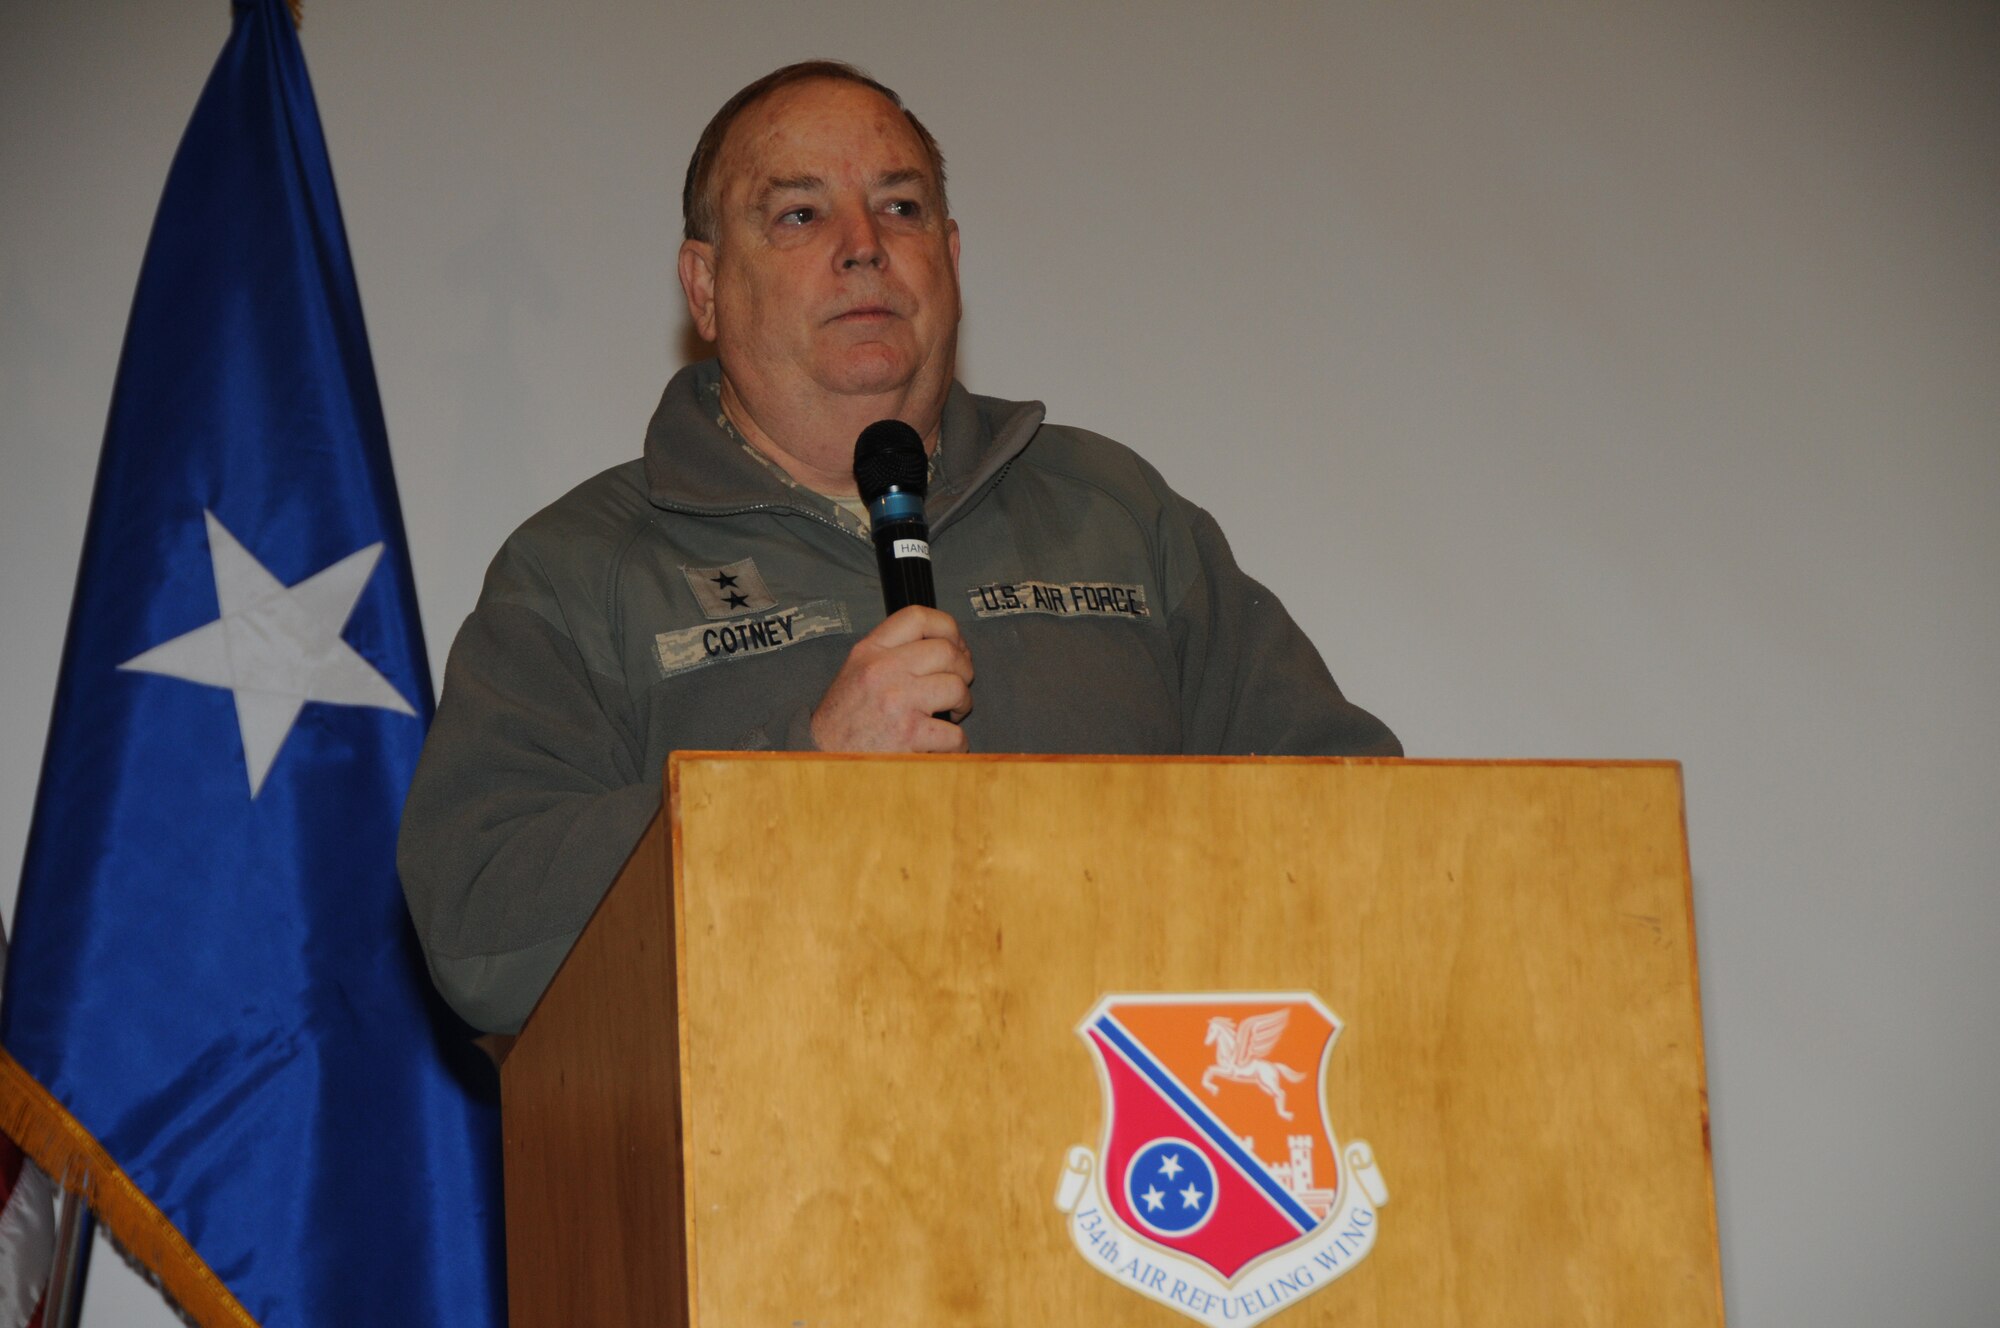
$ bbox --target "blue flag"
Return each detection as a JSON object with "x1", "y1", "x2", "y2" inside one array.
[{"x1": 0, "y1": 2, "x2": 504, "y2": 1325}]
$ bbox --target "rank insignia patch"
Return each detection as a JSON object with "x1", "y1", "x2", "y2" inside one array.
[
  {"x1": 682, "y1": 558, "x2": 777, "y2": 618},
  {"x1": 1054, "y1": 993, "x2": 1388, "y2": 1326}
]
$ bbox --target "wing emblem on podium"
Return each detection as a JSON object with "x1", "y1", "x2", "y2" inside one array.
[{"x1": 1054, "y1": 993, "x2": 1388, "y2": 1327}]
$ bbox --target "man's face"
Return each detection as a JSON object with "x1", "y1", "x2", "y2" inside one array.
[{"x1": 682, "y1": 78, "x2": 961, "y2": 418}]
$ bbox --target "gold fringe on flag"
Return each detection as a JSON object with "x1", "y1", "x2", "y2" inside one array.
[{"x1": 0, "y1": 1049, "x2": 257, "y2": 1328}]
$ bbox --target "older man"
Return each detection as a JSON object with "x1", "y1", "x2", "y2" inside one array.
[{"x1": 399, "y1": 62, "x2": 1398, "y2": 1034}]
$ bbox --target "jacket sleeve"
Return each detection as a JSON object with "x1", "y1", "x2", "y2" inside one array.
[
  {"x1": 1163, "y1": 497, "x2": 1402, "y2": 757},
  {"x1": 397, "y1": 537, "x2": 661, "y2": 1034}
]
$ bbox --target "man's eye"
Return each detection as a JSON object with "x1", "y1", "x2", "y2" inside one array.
[
  {"x1": 884, "y1": 199, "x2": 921, "y2": 218},
  {"x1": 777, "y1": 206, "x2": 815, "y2": 226}
]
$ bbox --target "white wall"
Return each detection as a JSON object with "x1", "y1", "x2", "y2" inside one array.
[{"x1": 3, "y1": 2, "x2": 1995, "y2": 1324}]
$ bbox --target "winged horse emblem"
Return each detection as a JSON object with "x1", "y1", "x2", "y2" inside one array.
[{"x1": 1201, "y1": 1009, "x2": 1309, "y2": 1119}]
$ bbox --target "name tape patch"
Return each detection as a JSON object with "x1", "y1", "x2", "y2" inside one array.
[
  {"x1": 655, "y1": 598, "x2": 852, "y2": 678},
  {"x1": 967, "y1": 580, "x2": 1150, "y2": 620}
]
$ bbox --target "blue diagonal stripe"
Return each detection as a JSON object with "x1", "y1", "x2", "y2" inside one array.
[{"x1": 1096, "y1": 1014, "x2": 1318, "y2": 1233}]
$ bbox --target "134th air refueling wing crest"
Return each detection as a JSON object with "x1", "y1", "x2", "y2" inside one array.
[{"x1": 1054, "y1": 994, "x2": 1389, "y2": 1326}]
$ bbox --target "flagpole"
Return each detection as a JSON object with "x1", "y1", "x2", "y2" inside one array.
[{"x1": 43, "y1": 1193, "x2": 93, "y2": 1328}]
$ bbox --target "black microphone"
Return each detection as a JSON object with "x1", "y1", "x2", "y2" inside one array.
[{"x1": 853, "y1": 419, "x2": 936, "y2": 615}]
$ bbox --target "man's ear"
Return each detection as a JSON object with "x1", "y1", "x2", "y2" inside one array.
[
  {"x1": 678, "y1": 239, "x2": 719, "y2": 344},
  {"x1": 947, "y1": 218, "x2": 961, "y2": 278}
]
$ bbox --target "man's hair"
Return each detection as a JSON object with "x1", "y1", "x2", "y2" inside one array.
[{"x1": 681, "y1": 60, "x2": 949, "y2": 244}]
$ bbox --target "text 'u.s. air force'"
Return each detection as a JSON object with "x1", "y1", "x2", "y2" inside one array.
[{"x1": 966, "y1": 580, "x2": 1149, "y2": 620}]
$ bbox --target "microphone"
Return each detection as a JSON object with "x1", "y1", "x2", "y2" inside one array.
[{"x1": 853, "y1": 419, "x2": 936, "y2": 615}]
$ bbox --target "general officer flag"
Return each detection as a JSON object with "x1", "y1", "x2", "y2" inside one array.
[{"x1": 0, "y1": 2, "x2": 503, "y2": 1324}]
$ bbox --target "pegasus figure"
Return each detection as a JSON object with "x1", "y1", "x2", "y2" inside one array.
[{"x1": 1202, "y1": 1010, "x2": 1308, "y2": 1119}]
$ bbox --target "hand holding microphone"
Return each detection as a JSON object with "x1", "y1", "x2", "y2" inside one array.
[{"x1": 806, "y1": 420, "x2": 973, "y2": 752}]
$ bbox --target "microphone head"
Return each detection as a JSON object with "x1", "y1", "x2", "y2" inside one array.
[{"x1": 853, "y1": 419, "x2": 929, "y2": 506}]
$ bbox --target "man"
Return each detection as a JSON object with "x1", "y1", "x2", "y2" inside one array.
[{"x1": 399, "y1": 62, "x2": 1398, "y2": 1035}]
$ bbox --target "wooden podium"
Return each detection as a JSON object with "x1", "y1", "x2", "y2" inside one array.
[{"x1": 501, "y1": 755, "x2": 1723, "y2": 1326}]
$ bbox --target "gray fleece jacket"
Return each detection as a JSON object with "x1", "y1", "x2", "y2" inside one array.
[{"x1": 399, "y1": 361, "x2": 1399, "y2": 1032}]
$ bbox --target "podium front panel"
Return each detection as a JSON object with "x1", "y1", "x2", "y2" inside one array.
[{"x1": 663, "y1": 755, "x2": 1719, "y2": 1327}]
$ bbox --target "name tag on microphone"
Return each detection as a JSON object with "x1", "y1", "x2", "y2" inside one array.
[{"x1": 891, "y1": 538, "x2": 931, "y2": 561}]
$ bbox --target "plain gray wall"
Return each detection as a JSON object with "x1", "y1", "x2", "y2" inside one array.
[{"x1": 3, "y1": 3, "x2": 1995, "y2": 1324}]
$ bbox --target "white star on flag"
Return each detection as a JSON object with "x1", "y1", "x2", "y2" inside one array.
[
  {"x1": 1141, "y1": 1186, "x2": 1166, "y2": 1212},
  {"x1": 1180, "y1": 1183, "x2": 1204, "y2": 1209},
  {"x1": 119, "y1": 510, "x2": 416, "y2": 797},
  {"x1": 1158, "y1": 1154, "x2": 1184, "y2": 1180}
]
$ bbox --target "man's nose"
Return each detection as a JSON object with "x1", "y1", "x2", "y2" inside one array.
[{"x1": 836, "y1": 207, "x2": 885, "y2": 270}]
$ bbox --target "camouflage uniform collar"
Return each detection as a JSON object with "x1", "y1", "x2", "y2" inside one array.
[{"x1": 640, "y1": 359, "x2": 1046, "y2": 532}]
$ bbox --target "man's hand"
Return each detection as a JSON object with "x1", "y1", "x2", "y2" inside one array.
[{"x1": 810, "y1": 606, "x2": 973, "y2": 752}]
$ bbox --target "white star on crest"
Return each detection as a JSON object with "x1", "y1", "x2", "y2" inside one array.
[
  {"x1": 1180, "y1": 1183, "x2": 1205, "y2": 1209},
  {"x1": 1141, "y1": 1186, "x2": 1166, "y2": 1212},
  {"x1": 1158, "y1": 1153, "x2": 1184, "y2": 1180},
  {"x1": 119, "y1": 510, "x2": 415, "y2": 797}
]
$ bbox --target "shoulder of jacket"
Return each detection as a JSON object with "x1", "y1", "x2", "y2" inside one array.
[
  {"x1": 1007, "y1": 420, "x2": 1192, "y2": 528},
  {"x1": 512, "y1": 458, "x2": 654, "y2": 546},
  {"x1": 1019, "y1": 421, "x2": 1167, "y2": 488},
  {"x1": 1007, "y1": 420, "x2": 1227, "y2": 614},
  {"x1": 481, "y1": 458, "x2": 655, "y2": 609}
]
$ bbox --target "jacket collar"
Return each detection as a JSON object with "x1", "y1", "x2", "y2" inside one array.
[{"x1": 641, "y1": 360, "x2": 1045, "y2": 530}]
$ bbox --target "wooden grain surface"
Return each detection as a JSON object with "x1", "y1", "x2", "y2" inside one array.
[
  {"x1": 503, "y1": 811, "x2": 689, "y2": 1325},
  {"x1": 668, "y1": 755, "x2": 1720, "y2": 1327}
]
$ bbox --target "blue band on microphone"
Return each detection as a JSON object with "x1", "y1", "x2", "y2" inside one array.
[{"x1": 867, "y1": 488, "x2": 925, "y2": 523}]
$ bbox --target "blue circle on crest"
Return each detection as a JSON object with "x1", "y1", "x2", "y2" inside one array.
[{"x1": 1123, "y1": 1137, "x2": 1218, "y2": 1237}]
